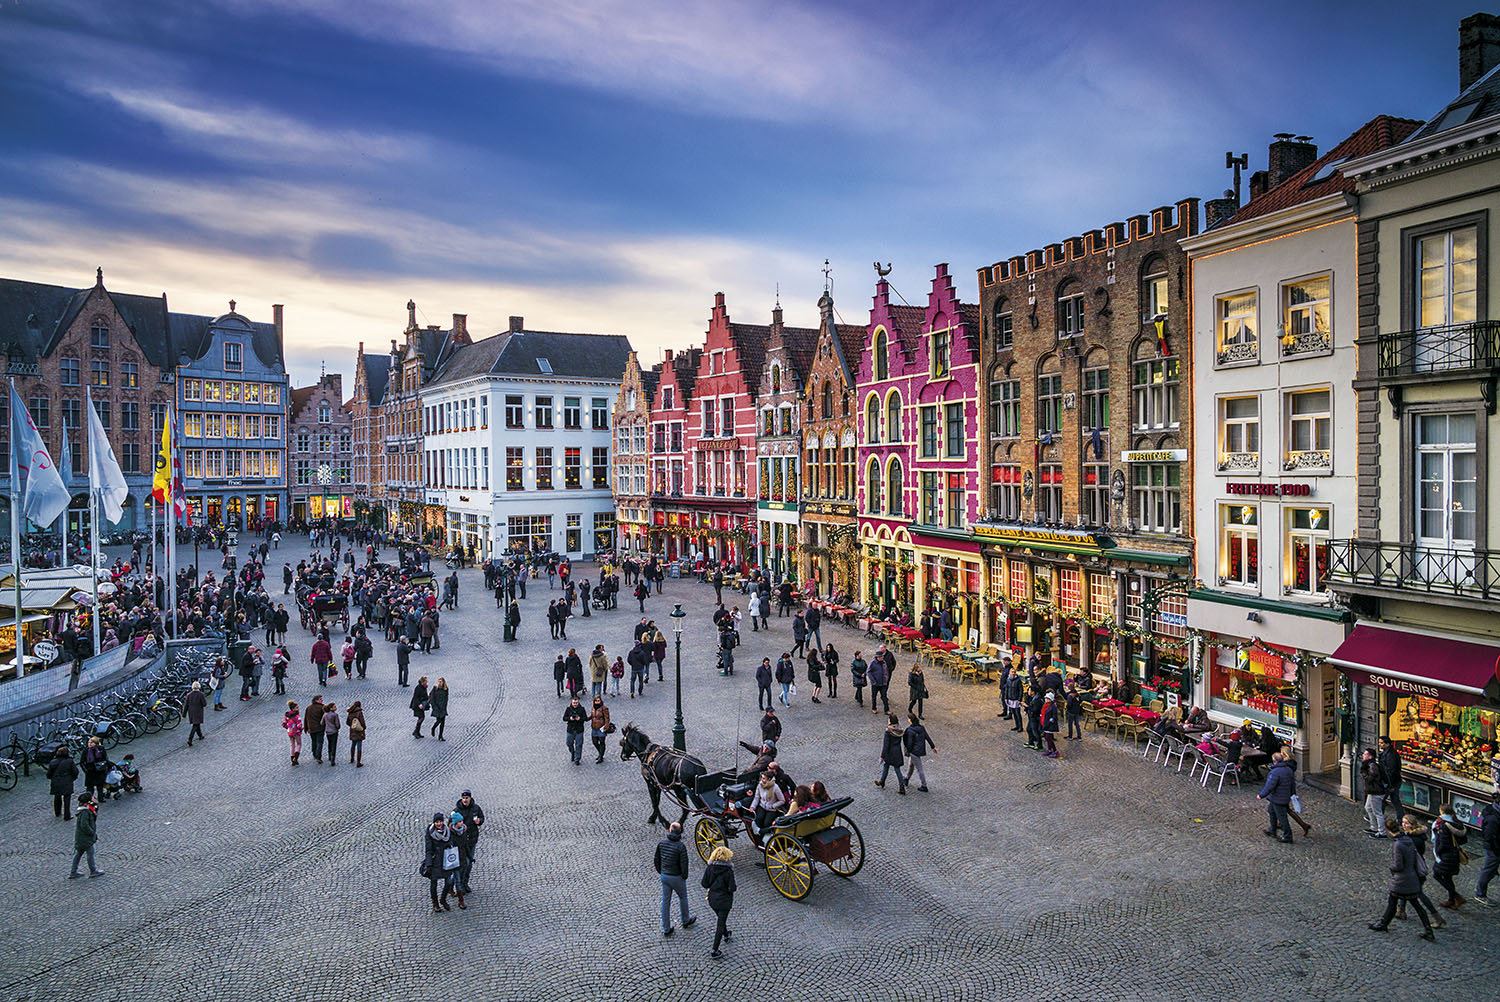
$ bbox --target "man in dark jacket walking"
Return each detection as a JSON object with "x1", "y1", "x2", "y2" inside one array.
[
  {"x1": 396, "y1": 636, "x2": 413, "y2": 686},
  {"x1": 1258, "y1": 751, "x2": 1297, "y2": 844},
  {"x1": 903, "y1": 715, "x2": 936, "y2": 791},
  {"x1": 791, "y1": 612, "x2": 808, "y2": 658},
  {"x1": 563, "y1": 697, "x2": 588, "y2": 765},
  {"x1": 454, "y1": 790, "x2": 484, "y2": 893},
  {"x1": 184, "y1": 681, "x2": 208, "y2": 746},
  {"x1": 867, "y1": 647, "x2": 893, "y2": 714},
  {"x1": 68, "y1": 793, "x2": 103, "y2": 878},
  {"x1": 654, "y1": 821, "x2": 696, "y2": 936},
  {"x1": 1360, "y1": 748, "x2": 1388, "y2": 838},
  {"x1": 760, "y1": 707, "x2": 782, "y2": 745},
  {"x1": 1368, "y1": 816, "x2": 1435, "y2": 938},
  {"x1": 774, "y1": 654, "x2": 796, "y2": 706},
  {"x1": 1378, "y1": 736, "x2": 1404, "y2": 819},
  {"x1": 755, "y1": 658, "x2": 774, "y2": 711},
  {"x1": 48, "y1": 747, "x2": 79, "y2": 819},
  {"x1": 1474, "y1": 792, "x2": 1500, "y2": 904}
]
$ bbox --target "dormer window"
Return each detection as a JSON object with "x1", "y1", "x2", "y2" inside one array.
[
  {"x1": 537, "y1": 358, "x2": 553, "y2": 374},
  {"x1": 224, "y1": 341, "x2": 243, "y2": 371}
]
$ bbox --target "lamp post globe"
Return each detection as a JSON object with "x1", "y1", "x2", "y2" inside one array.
[{"x1": 670, "y1": 601, "x2": 687, "y2": 751}]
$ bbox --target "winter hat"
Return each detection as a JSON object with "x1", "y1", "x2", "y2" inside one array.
[
  {"x1": 450, "y1": 811, "x2": 464, "y2": 823},
  {"x1": 1045, "y1": 692, "x2": 1055, "y2": 701},
  {"x1": 432, "y1": 812, "x2": 444, "y2": 822}
]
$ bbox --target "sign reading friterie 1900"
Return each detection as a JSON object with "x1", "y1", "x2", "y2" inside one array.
[{"x1": 1225, "y1": 482, "x2": 1314, "y2": 497}]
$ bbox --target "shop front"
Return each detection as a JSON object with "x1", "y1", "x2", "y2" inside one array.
[
  {"x1": 860, "y1": 523, "x2": 914, "y2": 619},
  {"x1": 593, "y1": 511, "x2": 616, "y2": 556},
  {"x1": 1331, "y1": 623, "x2": 1500, "y2": 821},
  {"x1": 757, "y1": 500, "x2": 799, "y2": 581},
  {"x1": 422, "y1": 494, "x2": 448, "y2": 545},
  {"x1": 912, "y1": 531, "x2": 984, "y2": 647}
]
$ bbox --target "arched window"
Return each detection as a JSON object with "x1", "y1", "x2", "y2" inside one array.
[
  {"x1": 821, "y1": 381, "x2": 833, "y2": 419},
  {"x1": 887, "y1": 456, "x2": 904, "y2": 515},
  {"x1": 866, "y1": 457, "x2": 882, "y2": 513},
  {"x1": 1057, "y1": 279, "x2": 1085, "y2": 338},
  {"x1": 771, "y1": 364, "x2": 782, "y2": 394},
  {"x1": 865, "y1": 395, "x2": 880, "y2": 443},
  {"x1": 886, "y1": 390, "x2": 902, "y2": 443},
  {"x1": 992, "y1": 297, "x2": 1013, "y2": 350},
  {"x1": 874, "y1": 329, "x2": 888, "y2": 381},
  {"x1": 1141, "y1": 254, "x2": 1169, "y2": 320}
]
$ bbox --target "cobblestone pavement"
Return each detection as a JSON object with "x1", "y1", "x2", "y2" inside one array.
[{"x1": 0, "y1": 544, "x2": 1495, "y2": 1001}]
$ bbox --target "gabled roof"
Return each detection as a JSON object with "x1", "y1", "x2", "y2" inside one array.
[
  {"x1": 426, "y1": 332, "x2": 510, "y2": 387},
  {"x1": 289, "y1": 385, "x2": 317, "y2": 424},
  {"x1": 885, "y1": 304, "x2": 926, "y2": 353},
  {"x1": 0, "y1": 278, "x2": 177, "y2": 369},
  {"x1": 725, "y1": 323, "x2": 772, "y2": 395},
  {"x1": 171, "y1": 311, "x2": 283, "y2": 370},
  {"x1": 779, "y1": 323, "x2": 820, "y2": 385},
  {"x1": 641, "y1": 363, "x2": 662, "y2": 403},
  {"x1": 429, "y1": 328, "x2": 633, "y2": 386},
  {"x1": 361, "y1": 351, "x2": 390, "y2": 408},
  {"x1": 1405, "y1": 62, "x2": 1500, "y2": 144},
  {"x1": 1231, "y1": 115, "x2": 1423, "y2": 224},
  {"x1": 671, "y1": 347, "x2": 702, "y2": 402}
]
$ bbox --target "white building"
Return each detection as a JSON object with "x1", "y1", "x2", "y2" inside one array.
[
  {"x1": 1181, "y1": 120, "x2": 1419, "y2": 783},
  {"x1": 420, "y1": 318, "x2": 632, "y2": 559}
]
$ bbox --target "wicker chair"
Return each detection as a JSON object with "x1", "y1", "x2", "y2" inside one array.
[{"x1": 1115, "y1": 716, "x2": 1147, "y2": 749}]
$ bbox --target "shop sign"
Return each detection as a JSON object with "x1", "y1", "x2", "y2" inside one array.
[
  {"x1": 761, "y1": 501, "x2": 792, "y2": 511},
  {"x1": 1226, "y1": 482, "x2": 1313, "y2": 498},
  {"x1": 1450, "y1": 795, "x2": 1481, "y2": 826},
  {"x1": 33, "y1": 641, "x2": 59, "y2": 664},
  {"x1": 426, "y1": 493, "x2": 445, "y2": 505},
  {"x1": 972, "y1": 524, "x2": 1111, "y2": 552},
  {"x1": 1157, "y1": 611, "x2": 1189, "y2": 628},
  {"x1": 458, "y1": 495, "x2": 471, "y2": 503},
  {"x1": 1120, "y1": 449, "x2": 1187, "y2": 463}
]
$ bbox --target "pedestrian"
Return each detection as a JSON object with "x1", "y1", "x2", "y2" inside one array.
[
  {"x1": 760, "y1": 707, "x2": 782, "y2": 745},
  {"x1": 209, "y1": 655, "x2": 230, "y2": 710},
  {"x1": 283, "y1": 701, "x2": 303, "y2": 766},
  {"x1": 590, "y1": 695, "x2": 612, "y2": 763},
  {"x1": 553, "y1": 654, "x2": 567, "y2": 698},
  {"x1": 1368, "y1": 816, "x2": 1435, "y2": 940},
  {"x1": 876, "y1": 713, "x2": 907, "y2": 794},
  {"x1": 1360, "y1": 748, "x2": 1388, "y2": 838},
  {"x1": 311, "y1": 631, "x2": 333, "y2": 686},
  {"x1": 903, "y1": 714, "x2": 936, "y2": 791},
  {"x1": 272, "y1": 645, "x2": 290, "y2": 694},
  {"x1": 429, "y1": 678, "x2": 449, "y2": 740},
  {"x1": 628, "y1": 644, "x2": 647, "y2": 698},
  {"x1": 454, "y1": 790, "x2": 485, "y2": 893},
  {"x1": 341, "y1": 636, "x2": 356, "y2": 679},
  {"x1": 323, "y1": 701, "x2": 341, "y2": 767},
  {"x1": 849, "y1": 650, "x2": 868, "y2": 707},
  {"x1": 610, "y1": 656, "x2": 625, "y2": 697},
  {"x1": 1039, "y1": 691, "x2": 1060, "y2": 758},
  {"x1": 184, "y1": 681, "x2": 208, "y2": 745},
  {"x1": 346, "y1": 700, "x2": 366, "y2": 766},
  {"x1": 805, "y1": 647, "x2": 823, "y2": 703},
  {"x1": 81, "y1": 736, "x2": 109, "y2": 803},
  {"x1": 1258, "y1": 751, "x2": 1297, "y2": 844},
  {"x1": 868, "y1": 648, "x2": 892, "y2": 714},
  {"x1": 411, "y1": 677, "x2": 430, "y2": 738},
  {"x1": 791, "y1": 612, "x2": 807, "y2": 658},
  {"x1": 565, "y1": 649, "x2": 585, "y2": 699},
  {"x1": 635, "y1": 580, "x2": 649, "y2": 612},
  {"x1": 590, "y1": 645, "x2": 609, "y2": 698},
  {"x1": 48, "y1": 746, "x2": 79, "y2": 819},
  {"x1": 563, "y1": 695, "x2": 588, "y2": 765},
  {"x1": 1433, "y1": 804, "x2": 1469, "y2": 909},
  {"x1": 305, "y1": 695, "x2": 327, "y2": 762},
  {"x1": 652, "y1": 628, "x2": 667, "y2": 680},
  {"x1": 701, "y1": 845, "x2": 736, "y2": 958},
  {"x1": 755, "y1": 658, "x2": 773, "y2": 711},
  {"x1": 907, "y1": 663, "x2": 927, "y2": 720},
  {"x1": 424, "y1": 812, "x2": 464, "y2": 913},
  {"x1": 711, "y1": 568, "x2": 723, "y2": 605},
  {"x1": 67, "y1": 792, "x2": 103, "y2": 879},
  {"x1": 805, "y1": 604, "x2": 822, "y2": 650},
  {"x1": 419, "y1": 611, "x2": 436, "y2": 654},
  {"x1": 1003, "y1": 669, "x2": 1024, "y2": 731},
  {"x1": 396, "y1": 635, "x2": 413, "y2": 686},
  {"x1": 774, "y1": 653, "x2": 795, "y2": 706},
  {"x1": 1379, "y1": 735, "x2": 1404, "y2": 819},
  {"x1": 654, "y1": 820, "x2": 696, "y2": 937},
  {"x1": 747, "y1": 591, "x2": 761, "y2": 632},
  {"x1": 1476, "y1": 792, "x2": 1500, "y2": 904}
]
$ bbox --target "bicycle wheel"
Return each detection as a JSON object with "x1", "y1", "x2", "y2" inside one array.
[
  {"x1": 0, "y1": 762, "x2": 16, "y2": 791},
  {"x1": 159, "y1": 706, "x2": 183, "y2": 731}
]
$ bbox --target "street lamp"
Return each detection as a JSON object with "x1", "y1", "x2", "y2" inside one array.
[{"x1": 671, "y1": 601, "x2": 687, "y2": 751}]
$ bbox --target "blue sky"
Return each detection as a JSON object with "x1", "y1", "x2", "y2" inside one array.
[{"x1": 0, "y1": 0, "x2": 1479, "y2": 388}]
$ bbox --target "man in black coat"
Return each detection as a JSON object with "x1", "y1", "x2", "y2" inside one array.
[
  {"x1": 454, "y1": 790, "x2": 485, "y2": 893},
  {"x1": 760, "y1": 708, "x2": 782, "y2": 744},
  {"x1": 1378, "y1": 737, "x2": 1404, "y2": 818},
  {"x1": 396, "y1": 636, "x2": 413, "y2": 686},
  {"x1": 48, "y1": 747, "x2": 79, "y2": 819}
]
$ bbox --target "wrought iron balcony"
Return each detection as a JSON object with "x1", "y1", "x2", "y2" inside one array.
[
  {"x1": 1327, "y1": 538, "x2": 1500, "y2": 601},
  {"x1": 1377, "y1": 321, "x2": 1500, "y2": 378}
]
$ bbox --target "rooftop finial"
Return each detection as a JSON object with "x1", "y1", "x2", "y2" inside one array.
[
  {"x1": 874, "y1": 262, "x2": 891, "y2": 278},
  {"x1": 822, "y1": 259, "x2": 832, "y2": 292},
  {"x1": 95, "y1": 267, "x2": 103, "y2": 287},
  {"x1": 774, "y1": 282, "x2": 780, "y2": 310},
  {"x1": 228, "y1": 299, "x2": 236, "y2": 314}
]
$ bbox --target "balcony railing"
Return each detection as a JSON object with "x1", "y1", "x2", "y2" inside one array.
[
  {"x1": 1377, "y1": 321, "x2": 1500, "y2": 377},
  {"x1": 1327, "y1": 538, "x2": 1500, "y2": 601}
]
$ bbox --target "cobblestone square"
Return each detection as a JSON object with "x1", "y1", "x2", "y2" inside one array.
[{"x1": 0, "y1": 554, "x2": 1494, "y2": 1002}]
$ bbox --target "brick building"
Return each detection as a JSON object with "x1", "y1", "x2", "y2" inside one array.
[
  {"x1": 974, "y1": 198, "x2": 1199, "y2": 691},
  {"x1": 350, "y1": 342, "x2": 390, "y2": 525},
  {"x1": 612, "y1": 351, "x2": 657, "y2": 557},
  {"x1": 646, "y1": 348, "x2": 700, "y2": 560},
  {"x1": 753, "y1": 304, "x2": 818, "y2": 580},
  {"x1": 0, "y1": 268, "x2": 176, "y2": 537},
  {"x1": 288, "y1": 372, "x2": 353, "y2": 523},
  {"x1": 385, "y1": 301, "x2": 470, "y2": 540},
  {"x1": 797, "y1": 289, "x2": 865, "y2": 598}
]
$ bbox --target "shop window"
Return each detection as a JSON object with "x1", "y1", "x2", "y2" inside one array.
[
  {"x1": 1132, "y1": 463, "x2": 1180, "y2": 533},
  {"x1": 945, "y1": 472, "x2": 964, "y2": 529},
  {"x1": 1219, "y1": 503, "x2": 1259, "y2": 587},
  {"x1": 1038, "y1": 464, "x2": 1063, "y2": 522},
  {"x1": 1058, "y1": 567, "x2": 1082, "y2": 614},
  {"x1": 1285, "y1": 506, "x2": 1330, "y2": 594},
  {"x1": 1088, "y1": 573, "x2": 1114, "y2": 622},
  {"x1": 1216, "y1": 290, "x2": 1258, "y2": 365},
  {"x1": 1382, "y1": 690, "x2": 1496, "y2": 788},
  {"x1": 1284, "y1": 387, "x2": 1331, "y2": 472},
  {"x1": 1132, "y1": 356, "x2": 1179, "y2": 430},
  {"x1": 1219, "y1": 395, "x2": 1260, "y2": 471},
  {"x1": 1008, "y1": 560, "x2": 1028, "y2": 605},
  {"x1": 1212, "y1": 644, "x2": 1297, "y2": 721}
]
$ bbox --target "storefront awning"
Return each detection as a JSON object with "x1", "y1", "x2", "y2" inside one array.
[{"x1": 1329, "y1": 624, "x2": 1500, "y2": 707}]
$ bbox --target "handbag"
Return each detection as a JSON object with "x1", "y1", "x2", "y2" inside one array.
[
  {"x1": 1289, "y1": 794, "x2": 1303, "y2": 814},
  {"x1": 606, "y1": 722, "x2": 617, "y2": 734},
  {"x1": 1459, "y1": 845, "x2": 1471, "y2": 865},
  {"x1": 442, "y1": 845, "x2": 460, "y2": 870}
]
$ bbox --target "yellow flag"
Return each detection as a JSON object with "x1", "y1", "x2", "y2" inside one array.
[{"x1": 153, "y1": 404, "x2": 171, "y2": 504}]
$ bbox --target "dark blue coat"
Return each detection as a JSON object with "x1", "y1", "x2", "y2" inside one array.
[{"x1": 1258, "y1": 760, "x2": 1296, "y2": 805}]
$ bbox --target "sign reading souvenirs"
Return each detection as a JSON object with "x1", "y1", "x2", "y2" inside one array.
[
  {"x1": 1120, "y1": 449, "x2": 1188, "y2": 463},
  {"x1": 1225, "y1": 482, "x2": 1314, "y2": 497},
  {"x1": 971, "y1": 525, "x2": 1113, "y2": 552}
]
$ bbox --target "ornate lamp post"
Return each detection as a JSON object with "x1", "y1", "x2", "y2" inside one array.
[{"x1": 671, "y1": 601, "x2": 687, "y2": 751}]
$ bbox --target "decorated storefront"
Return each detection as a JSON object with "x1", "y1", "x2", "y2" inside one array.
[
  {"x1": 912, "y1": 530, "x2": 984, "y2": 647},
  {"x1": 860, "y1": 524, "x2": 914, "y2": 619},
  {"x1": 1331, "y1": 623, "x2": 1500, "y2": 821}
]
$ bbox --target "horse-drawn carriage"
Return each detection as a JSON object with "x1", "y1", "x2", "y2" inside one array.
[
  {"x1": 620, "y1": 725, "x2": 865, "y2": 901},
  {"x1": 299, "y1": 591, "x2": 349, "y2": 633}
]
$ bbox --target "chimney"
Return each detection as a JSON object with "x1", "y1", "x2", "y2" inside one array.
[
  {"x1": 452, "y1": 313, "x2": 467, "y2": 339},
  {"x1": 1248, "y1": 169, "x2": 1270, "y2": 202},
  {"x1": 272, "y1": 303, "x2": 284, "y2": 343},
  {"x1": 1460, "y1": 12, "x2": 1500, "y2": 92},
  {"x1": 1268, "y1": 133, "x2": 1318, "y2": 188},
  {"x1": 1205, "y1": 192, "x2": 1239, "y2": 230},
  {"x1": 509, "y1": 316, "x2": 524, "y2": 333},
  {"x1": 664, "y1": 348, "x2": 674, "y2": 364},
  {"x1": 772, "y1": 305, "x2": 783, "y2": 327}
]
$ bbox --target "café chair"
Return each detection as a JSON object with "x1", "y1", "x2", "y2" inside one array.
[
  {"x1": 1148, "y1": 699, "x2": 1165, "y2": 714},
  {"x1": 1162, "y1": 735, "x2": 1190, "y2": 772},
  {"x1": 1199, "y1": 754, "x2": 1241, "y2": 793},
  {"x1": 1115, "y1": 715, "x2": 1147, "y2": 749},
  {"x1": 1142, "y1": 727, "x2": 1167, "y2": 761}
]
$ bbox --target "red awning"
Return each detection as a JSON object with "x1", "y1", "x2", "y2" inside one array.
[{"x1": 1329, "y1": 625, "x2": 1500, "y2": 707}]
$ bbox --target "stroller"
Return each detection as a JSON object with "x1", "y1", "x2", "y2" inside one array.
[{"x1": 104, "y1": 756, "x2": 142, "y2": 798}]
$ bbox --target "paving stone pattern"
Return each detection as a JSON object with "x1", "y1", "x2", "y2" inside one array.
[{"x1": 0, "y1": 543, "x2": 1494, "y2": 1001}]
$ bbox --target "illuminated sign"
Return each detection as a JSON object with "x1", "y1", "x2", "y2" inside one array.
[
  {"x1": 1225, "y1": 482, "x2": 1313, "y2": 497},
  {"x1": 971, "y1": 525, "x2": 1111, "y2": 552},
  {"x1": 1120, "y1": 449, "x2": 1187, "y2": 463}
]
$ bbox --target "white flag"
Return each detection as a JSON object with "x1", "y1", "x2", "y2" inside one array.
[
  {"x1": 85, "y1": 387, "x2": 129, "y2": 525},
  {"x1": 9, "y1": 381, "x2": 69, "y2": 527}
]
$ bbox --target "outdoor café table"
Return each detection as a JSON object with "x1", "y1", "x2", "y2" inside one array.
[
  {"x1": 973, "y1": 655, "x2": 1002, "y2": 682},
  {"x1": 1097, "y1": 698, "x2": 1127, "y2": 710},
  {"x1": 1117, "y1": 706, "x2": 1160, "y2": 724}
]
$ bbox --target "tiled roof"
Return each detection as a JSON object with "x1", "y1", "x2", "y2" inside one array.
[
  {"x1": 427, "y1": 332, "x2": 510, "y2": 387},
  {"x1": 779, "y1": 324, "x2": 821, "y2": 385},
  {"x1": 958, "y1": 303, "x2": 980, "y2": 333},
  {"x1": 361, "y1": 351, "x2": 390, "y2": 408},
  {"x1": 886, "y1": 304, "x2": 926, "y2": 353},
  {"x1": 1230, "y1": 115, "x2": 1424, "y2": 224},
  {"x1": 0, "y1": 278, "x2": 178, "y2": 369},
  {"x1": 171, "y1": 312, "x2": 283, "y2": 369},
  {"x1": 728, "y1": 323, "x2": 772, "y2": 395},
  {"x1": 641, "y1": 363, "x2": 661, "y2": 402},
  {"x1": 430, "y1": 329, "x2": 633, "y2": 386},
  {"x1": 674, "y1": 347, "x2": 702, "y2": 402},
  {"x1": 1405, "y1": 62, "x2": 1500, "y2": 143},
  {"x1": 834, "y1": 324, "x2": 865, "y2": 371},
  {"x1": 288, "y1": 385, "x2": 317, "y2": 423}
]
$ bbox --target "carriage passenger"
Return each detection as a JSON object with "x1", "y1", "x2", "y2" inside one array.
[{"x1": 750, "y1": 772, "x2": 787, "y2": 832}]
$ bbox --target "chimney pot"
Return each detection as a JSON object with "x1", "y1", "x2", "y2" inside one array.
[
  {"x1": 272, "y1": 303, "x2": 284, "y2": 334},
  {"x1": 1460, "y1": 12, "x2": 1500, "y2": 92},
  {"x1": 452, "y1": 313, "x2": 467, "y2": 338},
  {"x1": 1267, "y1": 134, "x2": 1318, "y2": 189},
  {"x1": 509, "y1": 316, "x2": 524, "y2": 333},
  {"x1": 1248, "y1": 169, "x2": 1271, "y2": 202}
]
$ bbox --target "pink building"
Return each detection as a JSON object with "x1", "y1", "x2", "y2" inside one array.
[{"x1": 857, "y1": 265, "x2": 984, "y2": 638}]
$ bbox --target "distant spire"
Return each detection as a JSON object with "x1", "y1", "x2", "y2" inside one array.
[
  {"x1": 95, "y1": 267, "x2": 103, "y2": 287},
  {"x1": 774, "y1": 282, "x2": 781, "y2": 309},
  {"x1": 822, "y1": 259, "x2": 832, "y2": 293},
  {"x1": 320, "y1": 359, "x2": 326, "y2": 380}
]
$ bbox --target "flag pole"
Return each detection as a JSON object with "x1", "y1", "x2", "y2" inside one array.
[
  {"x1": 166, "y1": 406, "x2": 177, "y2": 638},
  {"x1": 86, "y1": 390, "x2": 101, "y2": 658},
  {"x1": 9, "y1": 379, "x2": 27, "y2": 679}
]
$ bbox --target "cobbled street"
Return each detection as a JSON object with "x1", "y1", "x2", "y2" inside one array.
[{"x1": 0, "y1": 546, "x2": 1495, "y2": 1002}]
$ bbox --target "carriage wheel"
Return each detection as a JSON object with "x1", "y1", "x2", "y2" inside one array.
[
  {"x1": 693, "y1": 818, "x2": 725, "y2": 864},
  {"x1": 764, "y1": 832, "x2": 814, "y2": 901},
  {"x1": 826, "y1": 814, "x2": 865, "y2": 877}
]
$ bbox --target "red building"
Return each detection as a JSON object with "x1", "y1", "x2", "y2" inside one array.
[
  {"x1": 647, "y1": 347, "x2": 700, "y2": 560},
  {"x1": 682, "y1": 292, "x2": 766, "y2": 567}
]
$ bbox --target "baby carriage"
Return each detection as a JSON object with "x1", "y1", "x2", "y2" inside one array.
[{"x1": 104, "y1": 757, "x2": 142, "y2": 798}]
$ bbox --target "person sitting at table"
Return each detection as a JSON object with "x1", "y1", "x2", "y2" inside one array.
[{"x1": 1184, "y1": 706, "x2": 1211, "y2": 731}]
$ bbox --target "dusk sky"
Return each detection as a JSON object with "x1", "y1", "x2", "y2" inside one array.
[{"x1": 0, "y1": 0, "x2": 1480, "y2": 388}]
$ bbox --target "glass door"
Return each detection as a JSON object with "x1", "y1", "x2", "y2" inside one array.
[
  {"x1": 1415, "y1": 413, "x2": 1476, "y2": 584},
  {"x1": 1415, "y1": 227, "x2": 1477, "y2": 369}
]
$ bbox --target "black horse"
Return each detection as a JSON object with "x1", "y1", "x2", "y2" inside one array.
[{"x1": 619, "y1": 723, "x2": 707, "y2": 828}]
